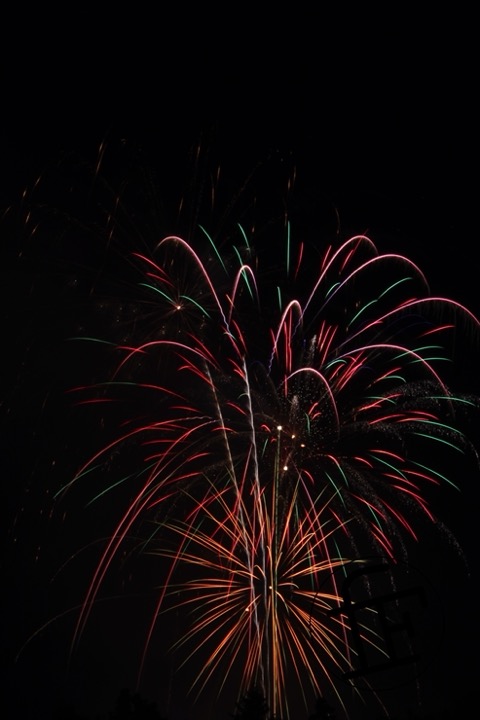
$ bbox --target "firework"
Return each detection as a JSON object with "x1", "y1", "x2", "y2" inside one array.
[{"x1": 49, "y1": 206, "x2": 480, "y2": 720}]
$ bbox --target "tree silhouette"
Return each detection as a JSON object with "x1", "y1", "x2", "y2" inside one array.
[
  {"x1": 52, "y1": 703, "x2": 88, "y2": 720},
  {"x1": 308, "y1": 695, "x2": 337, "y2": 720},
  {"x1": 231, "y1": 685, "x2": 270, "y2": 720},
  {"x1": 108, "y1": 688, "x2": 166, "y2": 719}
]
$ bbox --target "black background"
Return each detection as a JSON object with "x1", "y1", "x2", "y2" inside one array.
[{"x1": 1, "y1": 7, "x2": 479, "y2": 719}]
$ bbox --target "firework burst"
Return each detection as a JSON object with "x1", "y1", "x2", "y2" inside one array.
[
  {"x1": 50, "y1": 205, "x2": 480, "y2": 718},
  {"x1": 15, "y1": 143, "x2": 478, "y2": 719}
]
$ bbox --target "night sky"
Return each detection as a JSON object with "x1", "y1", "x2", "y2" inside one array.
[{"x1": 1, "y1": 8, "x2": 479, "y2": 720}]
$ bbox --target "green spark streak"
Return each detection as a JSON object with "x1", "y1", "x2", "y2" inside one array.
[
  {"x1": 325, "y1": 282, "x2": 341, "y2": 300},
  {"x1": 412, "y1": 461, "x2": 461, "y2": 491},
  {"x1": 394, "y1": 345, "x2": 447, "y2": 363},
  {"x1": 139, "y1": 282, "x2": 211, "y2": 317},
  {"x1": 286, "y1": 220, "x2": 291, "y2": 276},
  {"x1": 68, "y1": 337, "x2": 116, "y2": 346},
  {"x1": 372, "y1": 374, "x2": 407, "y2": 384},
  {"x1": 370, "y1": 454, "x2": 407, "y2": 479},
  {"x1": 180, "y1": 294, "x2": 211, "y2": 317},
  {"x1": 363, "y1": 504, "x2": 384, "y2": 530},
  {"x1": 260, "y1": 438, "x2": 270, "y2": 457},
  {"x1": 432, "y1": 395, "x2": 478, "y2": 408},
  {"x1": 413, "y1": 431, "x2": 465, "y2": 454},
  {"x1": 138, "y1": 282, "x2": 175, "y2": 303},
  {"x1": 85, "y1": 472, "x2": 140, "y2": 506},
  {"x1": 236, "y1": 223, "x2": 251, "y2": 251},
  {"x1": 349, "y1": 299, "x2": 378, "y2": 326},
  {"x1": 199, "y1": 225, "x2": 228, "y2": 273},
  {"x1": 324, "y1": 358, "x2": 348, "y2": 371},
  {"x1": 325, "y1": 470, "x2": 349, "y2": 503},
  {"x1": 349, "y1": 277, "x2": 413, "y2": 326},
  {"x1": 365, "y1": 395, "x2": 400, "y2": 405},
  {"x1": 232, "y1": 245, "x2": 255, "y2": 299},
  {"x1": 54, "y1": 464, "x2": 99, "y2": 498},
  {"x1": 304, "y1": 413, "x2": 311, "y2": 435},
  {"x1": 379, "y1": 277, "x2": 413, "y2": 298}
]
